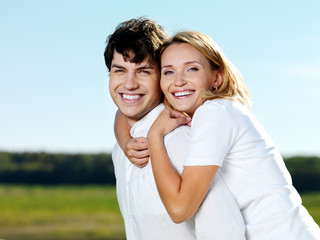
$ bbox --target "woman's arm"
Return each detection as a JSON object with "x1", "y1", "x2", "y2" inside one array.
[
  {"x1": 147, "y1": 109, "x2": 219, "y2": 223},
  {"x1": 114, "y1": 110, "x2": 149, "y2": 167}
]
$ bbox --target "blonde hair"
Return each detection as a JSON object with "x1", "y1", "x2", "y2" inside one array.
[{"x1": 159, "y1": 31, "x2": 251, "y2": 109}]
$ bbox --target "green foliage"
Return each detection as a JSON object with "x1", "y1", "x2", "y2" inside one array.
[
  {"x1": 284, "y1": 156, "x2": 320, "y2": 192},
  {"x1": 0, "y1": 152, "x2": 115, "y2": 185},
  {"x1": 284, "y1": 156, "x2": 320, "y2": 174}
]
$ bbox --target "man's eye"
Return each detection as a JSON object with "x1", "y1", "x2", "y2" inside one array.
[
  {"x1": 114, "y1": 69, "x2": 124, "y2": 73},
  {"x1": 141, "y1": 70, "x2": 150, "y2": 74}
]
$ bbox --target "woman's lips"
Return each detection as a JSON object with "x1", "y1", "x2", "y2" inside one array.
[{"x1": 172, "y1": 90, "x2": 195, "y2": 98}]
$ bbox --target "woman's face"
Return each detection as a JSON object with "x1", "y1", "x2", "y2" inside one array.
[{"x1": 160, "y1": 43, "x2": 218, "y2": 117}]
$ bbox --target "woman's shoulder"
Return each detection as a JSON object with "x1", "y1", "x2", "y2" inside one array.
[
  {"x1": 196, "y1": 99, "x2": 250, "y2": 120},
  {"x1": 193, "y1": 99, "x2": 235, "y2": 123},
  {"x1": 200, "y1": 99, "x2": 241, "y2": 112},
  {"x1": 191, "y1": 99, "x2": 239, "y2": 138},
  {"x1": 204, "y1": 98, "x2": 229, "y2": 106}
]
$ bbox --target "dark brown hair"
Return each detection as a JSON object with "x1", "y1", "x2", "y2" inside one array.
[{"x1": 104, "y1": 17, "x2": 168, "y2": 71}]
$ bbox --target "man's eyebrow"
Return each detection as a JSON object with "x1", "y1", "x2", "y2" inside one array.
[
  {"x1": 111, "y1": 64, "x2": 124, "y2": 69},
  {"x1": 111, "y1": 64, "x2": 154, "y2": 70},
  {"x1": 137, "y1": 65, "x2": 155, "y2": 70}
]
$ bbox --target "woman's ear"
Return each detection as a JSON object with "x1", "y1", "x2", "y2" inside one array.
[{"x1": 214, "y1": 68, "x2": 223, "y2": 88}]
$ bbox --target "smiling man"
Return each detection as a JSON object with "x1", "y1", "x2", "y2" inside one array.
[
  {"x1": 109, "y1": 50, "x2": 162, "y2": 127},
  {"x1": 104, "y1": 17, "x2": 196, "y2": 240}
]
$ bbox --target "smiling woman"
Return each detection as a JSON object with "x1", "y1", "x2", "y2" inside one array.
[
  {"x1": 146, "y1": 31, "x2": 320, "y2": 239},
  {"x1": 160, "y1": 43, "x2": 220, "y2": 117}
]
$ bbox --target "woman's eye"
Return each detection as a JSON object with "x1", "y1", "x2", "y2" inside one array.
[
  {"x1": 188, "y1": 67, "x2": 198, "y2": 72},
  {"x1": 163, "y1": 70, "x2": 173, "y2": 75}
]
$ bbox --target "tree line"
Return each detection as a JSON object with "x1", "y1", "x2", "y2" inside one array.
[
  {"x1": 0, "y1": 152, "x2": 319, "y2": 192},
  {"x1": 0, "y1": 152, "x2": 115, "y2": 185}
]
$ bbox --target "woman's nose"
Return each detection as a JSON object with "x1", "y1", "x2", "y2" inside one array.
[{"x1": 174, "y1": 73, "x2": 187, "y2": 86}]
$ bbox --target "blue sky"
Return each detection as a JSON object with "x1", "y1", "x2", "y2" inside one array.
[{"x1": 0, "y1": 0, "x2": 319, "y2": 156}]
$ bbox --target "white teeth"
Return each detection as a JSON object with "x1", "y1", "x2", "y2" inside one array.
[
  {"x1": 122, "y1": 94, "x2": 140, "y2": 100},
  {"x1": 174, "y1": 91, "x2": 193, "y2": 97}
]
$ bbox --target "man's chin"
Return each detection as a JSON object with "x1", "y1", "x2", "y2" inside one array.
[
  {"x1": 118, "y1": 109, "x2": 143, "y2": 122},
  {"x1": 118, "y1": 102, "x2": 159, "y2": 124}
]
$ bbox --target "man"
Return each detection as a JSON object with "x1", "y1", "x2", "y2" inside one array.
[
  {"x1": 104, "y1": 17, "x2": 245, "y2": 240},
  {"x1": 104, "y1": 17, "x2": 196, "y2": 240}
]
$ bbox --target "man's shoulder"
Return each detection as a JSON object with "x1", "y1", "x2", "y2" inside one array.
[
  {"x1": 164, "y1": 125, "x2": 191, "y2": 144},
  {"x1": 112, "y1": 143, "x2": 121, "y2": 157},
  {"x1": 111, "y1": 143, "x2": 126, "y2": 165},
  {"x1": 111, "y1": 143, "x2": 130, "y2": 177}
]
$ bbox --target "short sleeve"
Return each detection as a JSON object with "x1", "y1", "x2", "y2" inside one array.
[
  {"x1": 164, "y1": 125, "x2": 191, "y2": 174},
  {"x1": 184, "y1": 101, "x2": 237, "y2": 167}
]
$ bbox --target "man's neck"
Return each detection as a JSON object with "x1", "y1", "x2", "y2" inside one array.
[
  {"x1": 125, "y1": 109, "x2": 154, "y2": 129},
  {"x1": 126, "y1": 118, "x2": 136, "y2": 129},
  {"x1": 125, "y1": 103, "x2": 162, "y2": 129}
]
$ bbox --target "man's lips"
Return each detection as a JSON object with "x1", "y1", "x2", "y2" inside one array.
[
  {"x1": 172, "y1": 90, "x2": 195, "y2": 97},
  {"x1": 120, "y1": 93, "x2": 144, "y2": 102},
  {"x1": 122, "y1": 93, "x2": 141, "y2": 100}
]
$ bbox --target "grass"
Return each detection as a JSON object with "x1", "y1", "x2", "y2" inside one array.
[
  {"x1": 0, "y1": 185, "x2": 125, "y2": 240},
  {"x1": 0, "y1": 185, "x2": 319, "y2": 240},
  {"x1": 301, "y1": 192, "x2": 320, "y2": 224}
]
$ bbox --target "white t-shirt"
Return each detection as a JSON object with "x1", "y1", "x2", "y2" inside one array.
[
  {"x1": 184, "y1": 99, "x2": 320, "y2": 240},
  {"x1": 112, "y1": 103, "x2": 245, "y2": 240}
]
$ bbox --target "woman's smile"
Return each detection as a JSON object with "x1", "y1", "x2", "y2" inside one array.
[
  {"x1": 172, "y1": 90, "x2": 195, "y2": 98},
  {"x1": 160, "y1": 43, "x2": 218, "y2": 117}
]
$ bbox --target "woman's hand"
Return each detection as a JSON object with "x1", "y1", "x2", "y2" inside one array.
[
  {"x1": 124, "y1": 137, "x2": 149, "y2": 168},
  {"x1": 148, "y1": 109, "x2": 192, "y2": 138}
]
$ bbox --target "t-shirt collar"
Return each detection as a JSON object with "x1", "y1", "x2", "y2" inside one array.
[{"x1": 130, "y1": 104, "x2": 165, "y2": 138}]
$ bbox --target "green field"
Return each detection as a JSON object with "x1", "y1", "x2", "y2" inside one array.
[
  {"x1": 0, "y1": 185, "x2": 125, "y2": 240},
  {"x1": 0, "y1": 185, "x2": 319, "y2": 240}
]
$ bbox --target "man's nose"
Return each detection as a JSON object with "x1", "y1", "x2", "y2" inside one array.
[{"x1": 124, "y1": 72, "x2": 139, "y2": 90}]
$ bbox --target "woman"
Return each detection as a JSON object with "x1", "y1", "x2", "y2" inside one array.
[
  {"x1": 117, "y1": 32, "x2": 320, "y2": 240},
  {"x1": 146, "y1": 31, "x2": 320, "y2": 239}
]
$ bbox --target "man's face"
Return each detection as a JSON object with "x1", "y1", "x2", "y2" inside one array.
[{"x1": 109, "y1": 50, "x2": 162, "y2": 126}]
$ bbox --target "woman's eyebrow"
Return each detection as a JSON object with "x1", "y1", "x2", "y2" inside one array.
[
  {"x1": 161, "y1": 64, "x2": 172, "y2": 69},
  {"x1": 184, "y1": 60, "x2": 201, "y2": 65},
  {"x1": 161, "y1": 61, "x2": 201, "y2": 69}
]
